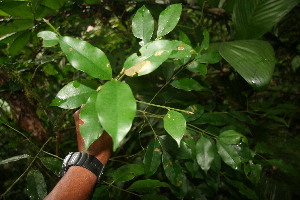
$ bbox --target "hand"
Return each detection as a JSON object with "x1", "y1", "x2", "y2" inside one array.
[{"x1": 74, "y1": 108, "x2": 113, "y2": 165}]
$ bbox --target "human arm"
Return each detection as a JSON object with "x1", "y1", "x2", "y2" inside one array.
[{"x1": 45, "y1": 109, "x2": 113, "y2": 200}]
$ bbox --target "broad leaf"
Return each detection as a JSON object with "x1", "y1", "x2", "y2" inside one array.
[
  {"x1": 128, "y1": 179, "x2": 169, "y2": 193},
  {"x1": 196, "y1": 136, "x2": 215, "y2": 173},
  {"x1": 80, "y1": 93, "x2": 103, "y2": 151},
  {"x1": 171, "y1": 78, "x2": 204, "y2": 91},
  {"x1": 37, "y1": 31, "x2": 59, "y2": 47},
  {"x1": 162, "y1": 152, "x2": 186, "y2": 187},
  {"x1": 96, "y1": 80, "x2": 136, "y2": 150},
  {"x1": 144, "y1": 139, "x2": 162, "y2": 176},
  {"x1": 50, "y1": 81, "x2": 96, "y2": 109},
  {"x1": 26, "y1": 170, "x2": 47, "y2": 200},
  {"x1": 157, "y1": 4, "x2": 182, "y2": 38},
  {"x1": 169, "y1": 40, "x2": 195, "y2": 59},
  {"x1": 197, "y1": 52, "x2": 222, "y2": 64},
  {"x1": 233, "y1": 0, "x2": 299, "y2": 39},
  {"x1": 217, "y1": 140, "x2": 242, "y2": 170},
  {"x1": 59, "y1": 36, "x2": 112, "y2": 80},
  {"x1": 219, "y1": 130, "x2": 247, "y2": 144},
  {"x1": 0, "y1": 19, "x2": 34, "y2": 34},
  {"x1": 113, "y1": 164, "x2": 144, "y2": 182},
  {"x1": 8, "y1": 31, "x2": 31, "y2": 56},
  {"x1": 40, "y1": 157, "x2": 63, "y2": 177},
  {"x1": 219, "y1": 40, "x2": 276, "y2": 88},
  {"x1": 132, "y1": 5, "x2": 154, "y2": 45},
  {"x1": 41, "y1": 0, "x2": 68, "y2": 10},
  {"x1": 163, "y1": 110, "x2": 186, "y2": 147},
  {"x1": 0, "y1": 154, "x2": 29, "y2": 165},
  {"x1": 0, "y1": 1, "x2": 33, "y2": 19}
]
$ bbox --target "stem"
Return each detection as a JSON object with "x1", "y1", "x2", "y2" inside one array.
[
  {"x1": 1, "y1": 138, "x2": 52, "y2": 198},
  {"x1": 102, "y1": 181, "x2": 141, "y2": 197},
  {"x1": 137, "y1": 100, "x2": 193, "y2": 114},
  {"x1": 43, "y1": 18, "x2": 62, "y2": 37}
]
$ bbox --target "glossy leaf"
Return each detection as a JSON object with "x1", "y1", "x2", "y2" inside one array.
[
  {"x1": 219, "y1": 130, "x2": 247, "y2": 144},
  {"x1": 163, "y1": 110, "x2": 186, "y2": 147},
  {"x1": 144, "y1": 139, "x2": 162, "y2": 176},
  {"x1": 219, "y1": 40, "x2": 276, "y2": 88},
  {"x1": 169, "y1": 40, "x2": 195, "y2": 59},
  {"x1": 132, "y1": 5, "x2": 154, "y2": 44},
  {"x1": 196, "y1": 136, "x2": 215, "y2": 173},
  {"x1": 233, "y1": 0, "x2": 299, "y2": 39},
  {"x1": 80, "y1": 93, "x2": 103, "y2": 151},
  {"x1": 37, "y1": 31, "x2": 59, "y2": 47},
  {"x1": 26, "y1": 170, "x2": 47, "y2": 200},
  {"x1": 217, "y1": 140, "x2": 241, "y2": 170},
  {"x1": 40, "y1": 157, "x2": 62, "y2": 177},
  {"x1": 0, "y1": 1, "x2": 33, "y2": 19},
  {"x1": 171, "y1": 78, "x2": 204, "y2": 92},
  {"x1": 59, "y1": 36, "x2": 112, "y2": 80},
  {"x1": 179, "y1": 31, "x2": 191, "y2": 46},
  {"x1": 178, "y1": 136, "x2": 196, "y2": 159},
  {"x1": 0, "y1": 154, "x2": 29, "y2": 165},
  {"x1": 197, "y1": 52, "x2": 221, "y2": 64},
  {"x1": 0, "y1": 19, "x2": 34, "y2": 35},
  {"x1": 8, "y1": 31, "x2": 31, "y2": 56},
  {"x1": 182, "y1": 104, "x2": 204, "y2": 122},
  {"x1": 200, "y1": 29, "x2": 209, "y2": 52},
  {"x1": 128, "y1": 179, "x2": 169, "y2": 193},
  {"x1": 113, "y1": 164, "x2": 144, "y2": 182},
  {"x1": 157, "y1": 4, "x2": 182, "y2": 38},
  {"x1": 162, "y1": 152, "x2": 186, "y2": 187},
  {"x1": 50, "y1": 81, "x2": 96, "y2": 109},
  {"x1": 96, "y1": 80, "x2": 136, "y2": 150}
]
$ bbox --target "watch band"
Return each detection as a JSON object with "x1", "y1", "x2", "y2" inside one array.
[{"x1": 60, "y1": 152, "x2": 104, "y2": 186}]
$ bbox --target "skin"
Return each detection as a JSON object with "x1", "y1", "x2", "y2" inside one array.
[{"x1": 45, "y1": 109, "x2": 113, "y2": 200}]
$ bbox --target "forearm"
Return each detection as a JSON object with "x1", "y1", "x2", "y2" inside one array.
[{"x1": 45, "y1": 166, "x2": 97, "y2": 200}]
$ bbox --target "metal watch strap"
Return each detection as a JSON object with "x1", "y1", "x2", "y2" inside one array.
[{"x1": 60, "y1": 152, "x2": 104, "y2": 186}]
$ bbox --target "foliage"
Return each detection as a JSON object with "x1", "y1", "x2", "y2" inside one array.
[{"x1": 1, "y1": 0, "x2": 300, "y2": 199}]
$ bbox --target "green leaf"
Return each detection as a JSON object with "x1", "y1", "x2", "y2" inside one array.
[
  {"x1": 142, "y1": 194, "x2": 169, "y2": 200},
  {"x1": 132, "y1": 5, "x2": 154, "y2": 45},
  {"x1": 171, "y1": 78, "x2": 204, "y2": 92},
  {"x1": 128, "y1": 179, "x2": 169, "y2": 193},
  {"x1": 37, "y1": 31, "x2": 59, "y2": 47},
  {"x1": 0, "y1": 19, "x2": 34, "y2": 35},
  {"x1": 40, "y1": 157, "x2": 63, "y2": 177},
  {"x1": 157, "y1": 4, "x2": 182, "y2": 38},
  {"x1": 144, "y1": 139, "x2": 162, "y2": 176},
  {"x1": 26, "y1": 170, "x2": 47, "y2": 200},
  {"x1": 291, "y1": 55, "x2": 300, "y2": 71},
  {"x1": 196, "y1": 136, "x2": 215, "y2": 173},
  {"x1": 219, "y1": 130, "x2": 247, "y2": 145},
  {"x1": 178, "y1": 136, "x2": 196, "y2": 159},
  {"x1": 113, "y1": 164, "x2": 144, "y2": 182},
  {"x1": 217, "y1": 140, "x2": 242, "y2": 170},
  {"x1": 182, "y1": 104, "x2": 204, "y2": 122},
  {"x1": 0, "y1": 154, "x2": 29, "y2": 165},
  {"x1": 50, "y1": 81, "x2": 96, "y2": 109},
  {"x1": 219, "y1": 40, "x2": 276, "y2": 88},
  {"x1": 8, "y1": 31, "x2": 31, "y2": 56},
  {"x1": 80, "y1": 93, "x2": 103, "y2": 151},
  {"x1": 169, "y1": 40, "x2": 195, "y2": 59},
  {"x1": 229, "y1": 180, "x2": 258, "y2": 200},
  {"x1": 162, "y1": 152, "x2": 186, "y2": 187},
  {"x1": 233, "y1": 0, "x2": 299, "y2": 39},
  {"x1": 197, "y1": 52, "x2": 222, "y2": 64},
  {"x1": 244, "y1": 161, "x2": 262, "y2": 183},
  {"x1": 0, "y1": 1, "x2": 33, "y2": 19},
  {"x1": 179, "y1": 31, "x2": 191, "y2": 46},
  {"x1": 41, "y1": 0, "x2": 67, "y2": 10},
  {"x1": 163, "y1": 110, "x2": 186, "y2": 147},
  {"x1": 187, "y1": 61, "x2": 207, "y2": 76},
  {"x1": 96, "y1": 80, "x2": 136, "y2": 150},
  {"x1": 59, "y1": 36, "x2": 112, "y2": 80},
  {"x1": 200, "y1": 29, "x2": 209, "y2": 51}
]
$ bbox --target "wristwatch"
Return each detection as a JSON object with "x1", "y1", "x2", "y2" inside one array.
[{"x1": 60, "y1": 152, "x2": 104, "y2": 186}]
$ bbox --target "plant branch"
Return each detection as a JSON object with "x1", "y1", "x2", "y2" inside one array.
[{"x1": 137, "y1": 100, "x2": 193, "y2": 114}]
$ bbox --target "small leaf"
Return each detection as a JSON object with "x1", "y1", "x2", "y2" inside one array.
[
  {"x1": 59, "y1": 36, "x2": 112, "y2": 80},
  {"x1": 187, "y1": 61, "x2": 207, "y2": 76},
  {"x1": 0, "y1": 19, "x2": 34, "y2": 35},
  {"x1": 179, "y1": 31, "x2": 191, "y2": 46},
  {"x1": 96, "y1": 80, "x2": 136, "y2": 150},
  {"x1": 50, "y1": 81, "x2": 96, "y2": 109},
  {"x1": 219, "y1": 40, "x2": 276, "y2": 88},
  {"x1": 26, "y1": 170, "x2": 47, "y2": 200},
  {"x1": 291, "y1": 55, "x2": 300, "y2": 71},
  {"x1": 0, "y1": 1, "x2": 33, "y2": 19},
  {"x1": 169, "y1": 40, "x2": 195, "y2": 59},
  {"x1": 128, "y1": 179, "x2": 169, "y2": 193},
  {"x1": 80, "y1": 93, "x2": 103, "y2": 151},
  {"x1": 197, "y1": 52, "x2": 221, "y2": 64},
  {"x1": 162, "y1": 152, "x2": 186, "y2": 187},
  {"x1": 144, "y1": 139, "x2": 162, "y2": 176},
  {"x1": 217, "y1": 140, "x2": 242, "y2": 170},
  {"x1": 163, "y1": 110, "x2": 186, "y2": 147},
  {"x1": 244, "y1": 161, "x2": 262, "y2": 183},
  {"x1": 132, "y1": 5, "x2": 154, "y2": 44},
  {"x1": 0, "y1": 154, "x2": 29, "y2": 165},
  {"x1": 171, "y1": 78, "x2": 204, "y2": 92},
  {"x1": 219, "y1": 130, "x2": 246, "y2": 144},
  {"x1": 37, "y1": 31, "x2": 58, "y2": 47},
  {"x1": 182, "y1": 104, "x2": 204, "y2": 122},
  {"x1": 113, "y1": 164, "x2": 144, "y2": 182},
  {"x1": 200, "y1": 29, "x2": 209, "y2": 51},
  {"x1": 196, "y1": 136, "x2": 215, "y2": 173},
  {"x1": 157, "y1": 4, "x2": 182, "y2": 38},
  {"x1": 40, "y1": 157, "x2": 63, "y2": 177}
]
